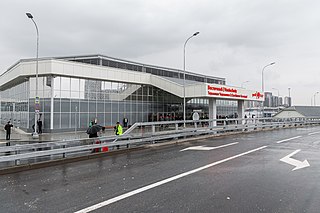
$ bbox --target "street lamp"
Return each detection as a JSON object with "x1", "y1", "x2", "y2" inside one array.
[
  {"x1": 314, "y1": 92, "x2": 319, "y2": 106},
  {"x1": 241, "y1": 80, "x2": 250, "y2": 88},
  {"x1": 183, "y1": 31, "x2": 199, "y2": 128},
  {"x1": 26, "y1": 12, "x2": 39, "y2": 138},
  {"x1": 261, "y1": 62, "x2": 275, "y2": 117},
  {"x1": 288, "y1": 87, "x2": 291, "y2": 107}
]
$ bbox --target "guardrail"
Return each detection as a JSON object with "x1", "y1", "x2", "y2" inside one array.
[{"x1": 1, "y1": 117, "x2": 320, "y2": 169}]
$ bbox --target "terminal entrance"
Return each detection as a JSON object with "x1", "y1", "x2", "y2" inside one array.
[{"x1": 148, "y1": 112, "x2": 177, "y2": 122}]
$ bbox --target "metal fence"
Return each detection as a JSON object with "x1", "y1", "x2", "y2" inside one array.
[{"x1": 1, "y1": 117, "x2": 320, "y2": 169}]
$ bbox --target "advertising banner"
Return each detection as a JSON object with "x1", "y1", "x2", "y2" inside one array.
[{"x1": 206, "y1": 84, "x2": 264, "y2": 101}]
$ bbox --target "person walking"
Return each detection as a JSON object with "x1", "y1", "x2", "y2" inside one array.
[
  {"x1": 4, "y1": 121, "x2": 13, "y2": 145},
  {"x1": 37, "y1": 119, "x2": 43, "y2": 134},
  {"x1": 89, "y1": 120, "x2": 94, "y2": 128},
  {"x1": 115, "y1": 121, "x2": 123, "y2": 136},
  {"x1": 114, "y1": 121, "x2": 123, "y2": 149}
]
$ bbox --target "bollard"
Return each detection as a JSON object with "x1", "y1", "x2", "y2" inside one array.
[
  {"x1": 15, "y1": 150, "x2": 20, "y2": 165},
  {"x1": 152, "y1": 125, "x2": 156, "y2": 135},
  {"x1": 62, "y1": 145, "x2": 66, "y2": 158}
]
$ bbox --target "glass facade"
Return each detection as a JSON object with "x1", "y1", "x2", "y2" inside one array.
[
  {"x1": 51, "y1": 76, "x2": 183, "y2": 130},
  {"x1": 0, "y1": 74, "x2": 238, "y2": 132},
  {"x1": 1, "y1": 61, "x2": 237, "y2": 133},
  {"x1": 0, "y1": 80, "x2": 30, "y2": 130},
  {"x1": 62, "y1": 55, "x2": 226, "y2": 85},
  {"x1": 189, "y1": 98, "x2": 238, "y2": 119}
]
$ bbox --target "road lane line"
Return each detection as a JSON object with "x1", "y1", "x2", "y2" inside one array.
[
  {"x1": 74, "y1": 145, "x2": 268, "y2": 213},
  {"x1": 276, "y1": 136, "x2": 302, "y2": 144},
  {"x1": 180, "y1": 142, "x2": 239, "y2": 151},
  {"x1": 308, "y1": 131, "x2": 320, "y2": 136}
]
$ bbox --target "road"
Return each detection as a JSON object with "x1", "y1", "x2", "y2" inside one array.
[{"x1": 1, "y1": 126, "x2": 320, "y2": 213}]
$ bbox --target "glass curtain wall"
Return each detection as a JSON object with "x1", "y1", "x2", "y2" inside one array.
[
  {"x1": 0, "y1": 80, "x2": 29, "y2": 130},
  {"x1": 0, "y1": 76, "x2": 238, "y2": 132},
  {"x1": 51, "y1": 76, "x2": 183, "y2": 130},
  {"x1": 188, "y1": 98, "x2": 237, "y2": 119}
]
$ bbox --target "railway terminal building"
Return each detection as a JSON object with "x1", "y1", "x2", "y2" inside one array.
[{"x1": 0, "y1": 54, "x2": 263, "y2": 132}]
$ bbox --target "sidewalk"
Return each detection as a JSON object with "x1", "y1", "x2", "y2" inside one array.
[{"x1": 0, "y1": 128, "x2": 116, "y2": 145}]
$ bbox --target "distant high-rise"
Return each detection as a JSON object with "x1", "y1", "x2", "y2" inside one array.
[
  {"x1": 264, "y1": 92, "x2": 272, "y2": 107},
  {"x1": 284, "y1": 96, "x2": 292, "y2": 107},
  {"x1": 279, "y1": 97, "x2": 283, "y2": 106}
]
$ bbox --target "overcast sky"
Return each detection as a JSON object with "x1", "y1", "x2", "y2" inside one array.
[{"x1": 1, "y1": 0, "x2": 320, "y2": 105}]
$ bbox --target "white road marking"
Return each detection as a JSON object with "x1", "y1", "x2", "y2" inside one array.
[
  {"x1": 308, "y1": 131, "x2": 320, "y2": 136},
  {"x1": 280, "y1": 149, "x2": 310, "y2": 171},
  {"x1": 74, "y1": 145, "x2": 268, "y2": 213},
  {"x1": 276, "y1": 136, "x2": 302, "y2": 144},
  {"x1": 180, "y1": 142, "x2": 239, "y2": 151}
]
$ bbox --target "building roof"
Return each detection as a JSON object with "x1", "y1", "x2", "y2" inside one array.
[
  {"x1": 0, "y1": 58, "x2": 264, "y2": 101},
  {"x1": 2, "y1": 54, "x2": 226, "y2": 85},
  {"x1": 274, "y1": 106, "x2": 320, "y2": 118}
]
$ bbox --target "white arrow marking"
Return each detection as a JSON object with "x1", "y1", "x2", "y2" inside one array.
[
  {"x1": 180, "y1": 142, "x2": 238, "y2": 152},
  {"x1": 280, "y1": 149, "x2": 310, "y2": 171}
]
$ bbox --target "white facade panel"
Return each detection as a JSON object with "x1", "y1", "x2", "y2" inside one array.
[{"x1": 1, "y1": 59, "x2": 263, "y2": 104}]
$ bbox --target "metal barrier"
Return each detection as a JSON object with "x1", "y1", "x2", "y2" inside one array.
[{"x1": 1, "y1": 117, "x2": 320, "y2": 168}]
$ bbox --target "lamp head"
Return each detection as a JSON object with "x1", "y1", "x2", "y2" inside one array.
[
  {"x1": 26, "y1": 13, "x2": 33, "y2": 19},
  {"x1": 193, "y1": 32, "x2": 200, "y2": 36}
]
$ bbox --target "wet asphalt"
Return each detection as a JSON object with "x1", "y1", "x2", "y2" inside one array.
[{"x1": 0, "y1": 126, "x2": 320, "y2": 213}]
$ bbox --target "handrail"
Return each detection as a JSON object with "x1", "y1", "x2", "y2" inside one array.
[{"x1": 1, "y1": 117, "x2": 320, "y2": 168}]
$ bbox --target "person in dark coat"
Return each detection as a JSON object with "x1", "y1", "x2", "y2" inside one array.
[
  {"x1": 89, "y1": 132, "x2": 98, "y2": 138},
  {"x1": 88, "y1": 126, "x2": 99, "y2": 152},
  {"x1": 4, "y1": 121, "x2": 13, "y2": 145},
  {"x1": 37, "y1": 119, "x2": 43, "y2": 134}
]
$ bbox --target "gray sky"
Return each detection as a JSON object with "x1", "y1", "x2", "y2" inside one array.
[{"x1": 1, "y1": 0, "x2": 320, "y2": 105}]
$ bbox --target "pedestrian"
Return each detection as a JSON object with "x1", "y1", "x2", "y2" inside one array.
[
  {"x1": 115, "y1": 121, "x2": 123, "y2": 136},
  {"x1": 123, "y1": 118, "x2": 128, "y2": 127},
  {"x1": 87, "y1": 124, "x2": 100, "y2": 153},
  {"x1": 114, "y1": 121, "x2": 123, "y2": 149},
  {"x1": 89, "y1": 120, "x2": 94, "y2": 127},
  {"x1": 88, "y1": 131, "x2": 98, "y2": 138},
  {"x1": 4, "y1": 121, "x2": 13, "y2": 145},
  {"x1": 37, "y1": 119, "x2": 42, "y2": 134}
]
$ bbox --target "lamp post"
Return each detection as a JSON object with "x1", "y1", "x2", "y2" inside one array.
[
  {"x1": 241, "y1": 80, "x2": 250, "y2": 88},
  {"x1": 26, "y1": 12, "x2": 39, "y2": 138},
  {"x1": 183, "y1": 31, "x2": 199, "y2": 128},
  {"x1": 314, "y1": 92, "x2": 319, "y2": 106},
  {"x1": 288, "y1": 87, "x2": 291, "y2": 106},
  {"x1": 261, "y1": 62, "x2": 275, "y2": 117}
]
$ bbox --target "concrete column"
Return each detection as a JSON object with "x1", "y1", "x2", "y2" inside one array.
[
  {"x1": 12, "y1": 102, "x2": 15, "y2": 126},
  {"x1": 209, "y1": 98, "x2": 217, "y2": 126},
  {"x1": 50, "y1": 76, "x2": 54, "y2": 130},
  {"x1": 0, "y1": 93, "x2": 1, "y2": 125},
  {"x1": 237, "y1": 100, "x2": 244, "y2": 124}
]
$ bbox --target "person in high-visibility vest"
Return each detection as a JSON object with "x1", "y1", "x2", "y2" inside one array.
[{"x1": 115, "y1": 121, "x2": 123, "y2": 135}]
